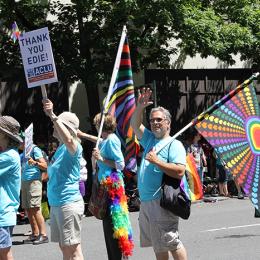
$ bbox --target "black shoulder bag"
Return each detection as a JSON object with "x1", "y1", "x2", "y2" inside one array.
[{"x1": 160, "y1": 142, "x2": 191, "y2": 220}]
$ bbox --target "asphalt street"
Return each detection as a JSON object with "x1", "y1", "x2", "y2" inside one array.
[{"x1": 12, "y1": 197, "x2": 260, "y2": 260}]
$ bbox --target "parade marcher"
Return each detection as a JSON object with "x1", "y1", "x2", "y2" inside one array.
[
  {"x1": 43, "y1": 99, "x2": 84, "y2": 260},
  {"x1": 78, "y1": 113, "x2": 132, "y2": 260},
  {"x1": 131, "y1": 88, "x2": 188, "y2": 260},
  {"x1": 78, "y1": 156, "x2": 88, "y2": 216},
  {"x1": 234, "y1": 177, "x2": 245, "y2": 199},
  {"x1": 47, "y1": 140, "x2": 58, "y2": 161},
  {"x1": 214, "y1": 152, "x2": 229, "y2": 197},
  {"x1": 0, "y1": 116, "x2": 23, "y2": 260},
  {"x1": 186, "y1": 127, "x2": 207, "y2": 186},
  {"x1": 20, "y1": 140, "x2": 49, "y2": 245},
  {"x1": 79, "y1": 156, "x2": 88, "y2": 198}
]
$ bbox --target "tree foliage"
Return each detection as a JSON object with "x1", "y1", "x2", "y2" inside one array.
[{"x1": 0, "y1": 0, "x2": 259, "y2": 117}]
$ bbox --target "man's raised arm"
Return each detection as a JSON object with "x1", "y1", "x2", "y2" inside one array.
[{"x1": 131, "y1": 88, "x2": 153, "y2": 140}]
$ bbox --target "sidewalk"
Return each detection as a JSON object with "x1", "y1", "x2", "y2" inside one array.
[{"x1": 192, "y1": 194, "x2": 244, "y2": 204}]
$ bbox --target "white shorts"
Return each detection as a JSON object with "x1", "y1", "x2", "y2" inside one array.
[
  {"x1": 50, "y1": 199, "x2": 84, "y2": 246},
  {"x1": 139, "y1": 199, "x2": 183, "y2": 253}
]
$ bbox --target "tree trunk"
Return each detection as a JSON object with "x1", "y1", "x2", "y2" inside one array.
[{"x1": 85, "y1": 83, "x2": 100, "y2": 120}]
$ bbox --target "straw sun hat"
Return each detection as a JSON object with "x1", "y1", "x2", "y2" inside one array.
[{"x1": 0, "y1": 116, "x2": 23, "y2": 143}]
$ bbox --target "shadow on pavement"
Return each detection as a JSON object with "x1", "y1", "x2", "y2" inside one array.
[
  {"x1": 216, "y1": 234, "x2": 260, "y2": 239},
  {"x1": 12, "y1": 241, "x2": 24, "y2": 246},
  {"x1": 12, "y1": 233, "x2": 26, "y2": 237}
]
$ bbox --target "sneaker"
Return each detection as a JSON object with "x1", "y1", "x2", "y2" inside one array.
[
  {"x1": 238, "y1": 192, "x2": 244, "y2": 199},
  {"x1": 33, "y1": 235, "x2": 49, "y2": 245},
  {"x1": 23, "y1": 235, "x2": 38, "y2": 244},
  {"x1": 211, "y1": 192, "x2": 219, "y2": 197}
]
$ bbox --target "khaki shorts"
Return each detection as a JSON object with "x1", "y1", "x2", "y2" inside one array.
[
  {"x1": 21, "y1": 180, "x2": 42, "y2": 209},
  {"x1": 50, "y1": 199, "x2": 84, "y2": 246},
  {"x1": 139, "y1": 199, "x2": 183, "y2": 253}
]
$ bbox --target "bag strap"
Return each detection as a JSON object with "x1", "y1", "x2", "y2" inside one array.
[
  {"x1": 31, "y1": 144, "x2": 37, "y2": 160},
  {"x1": 155, "y1": 137, "x2": 175, "y2": 154},
  {"x1": 163, "y1": 142, "x2": 180, "y2": 186},
  {"x1": 153, "y1": 141, "x2": 179, "y2": 197}
]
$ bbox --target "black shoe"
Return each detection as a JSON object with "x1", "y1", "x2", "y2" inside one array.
[
  {"x1": 23, "y1": 235, "x2": 38, "y2": 244},
  {"x1": 237, "y1": 192, "x2": 244, "y2": 199},
  {"x1": 33, "y1": 235, "x2": 49, "y2": 245},
  {"x1": 255, "y1": 208, "x2": 260, "y2": 218}
]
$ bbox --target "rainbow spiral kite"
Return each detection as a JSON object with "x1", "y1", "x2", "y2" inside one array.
[{"x1": 195, "y1": 83, "x2": 260, "y2": 209}]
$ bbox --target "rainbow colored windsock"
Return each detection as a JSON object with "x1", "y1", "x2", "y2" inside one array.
[{"x1": 11, "y1": 21, "x2": 21, "y2": 43}]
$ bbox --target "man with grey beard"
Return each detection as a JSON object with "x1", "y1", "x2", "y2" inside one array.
[{"x1": 131, "y1": 88, "x2": 188, "y2": 260}]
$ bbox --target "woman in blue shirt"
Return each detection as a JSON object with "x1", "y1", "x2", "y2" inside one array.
[
  {"x1": 43, "y1": 99, "x2": 84, "y2": 260},
  {"x1": 78, "y1": 113, "x2": 127, "y2": 260},
  {"x1": 0, "y1": 116, "x2": 23, "y2": 260}
]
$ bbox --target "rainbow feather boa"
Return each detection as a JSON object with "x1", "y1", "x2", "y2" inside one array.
[{"x1": 101, "y1": 170, "x2": 134, "y2": 257}]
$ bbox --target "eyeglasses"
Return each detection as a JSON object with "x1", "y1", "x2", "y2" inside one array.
[{"x1": 149, "y1": 117, "x2": 166, "y2": 124}]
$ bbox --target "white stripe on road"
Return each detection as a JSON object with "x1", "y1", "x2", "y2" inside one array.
[{"x1": 201, "y1": 223, "x2": 260, "y2": 232}]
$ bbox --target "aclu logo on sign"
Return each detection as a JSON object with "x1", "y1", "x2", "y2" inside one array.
[
  {"x1": 27, "y1": 64, "x2": 55, "y2": 83},
  {"x1": 27, "y1": 68, "x2": 35, "y2": 78}
]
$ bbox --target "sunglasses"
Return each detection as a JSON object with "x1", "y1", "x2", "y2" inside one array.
[{"x1": 149, "y1": 117, "x2": 166, "y2": 124}]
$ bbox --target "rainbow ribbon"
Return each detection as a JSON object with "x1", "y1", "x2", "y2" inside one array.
[{"x1": 101, "y1": 170, "x2": 134, "y2": 257}]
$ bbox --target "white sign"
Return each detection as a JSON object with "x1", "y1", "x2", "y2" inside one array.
[
  {"x1": 24, "y1": 123, "x2": 34, "y2": 158},
  {"x1": 18, "y1": 27, "x2": 58, "y2": 88}
]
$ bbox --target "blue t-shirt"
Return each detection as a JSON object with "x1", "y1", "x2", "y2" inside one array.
[
  {"x1": 21, "y1": 145, "x2": 44, "y2": 181},
  {"x1": 97, "y1": 133, "x2": 124, "y2": 181},
  {"x1": 47, "y1": 143, "x2": 82, "y2": 206},
  {"x1": 138, "y1": 128, "x2": 186, "y2": 202},
  {"x1": 0, "y1": 148, "x2": 21, "y2": 227}
]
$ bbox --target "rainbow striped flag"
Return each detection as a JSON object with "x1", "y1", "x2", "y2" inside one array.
[
  {"x1": 106, "y1": 37, "x2": 139, "y2": 176},
  {"x1": 181, "y1": 174, "x2": 191, "y2": 200},
  {"x1": 185, "y1": 153, "x2": 203, "y2": 201}
]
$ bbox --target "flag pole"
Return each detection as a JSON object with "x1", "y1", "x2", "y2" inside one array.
[
  {"x1": 95, "y1": 25, "x2": 127, "y2": 148},
  {"x1": 41, "y1": 85, "x2": 48, "y2": 100},
  {"x1": 92, "y1": 26, "x2": 127, "y2": 172},
  {"x1": 155, "y1": 72, "x2": 259, "y2": 154}
]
